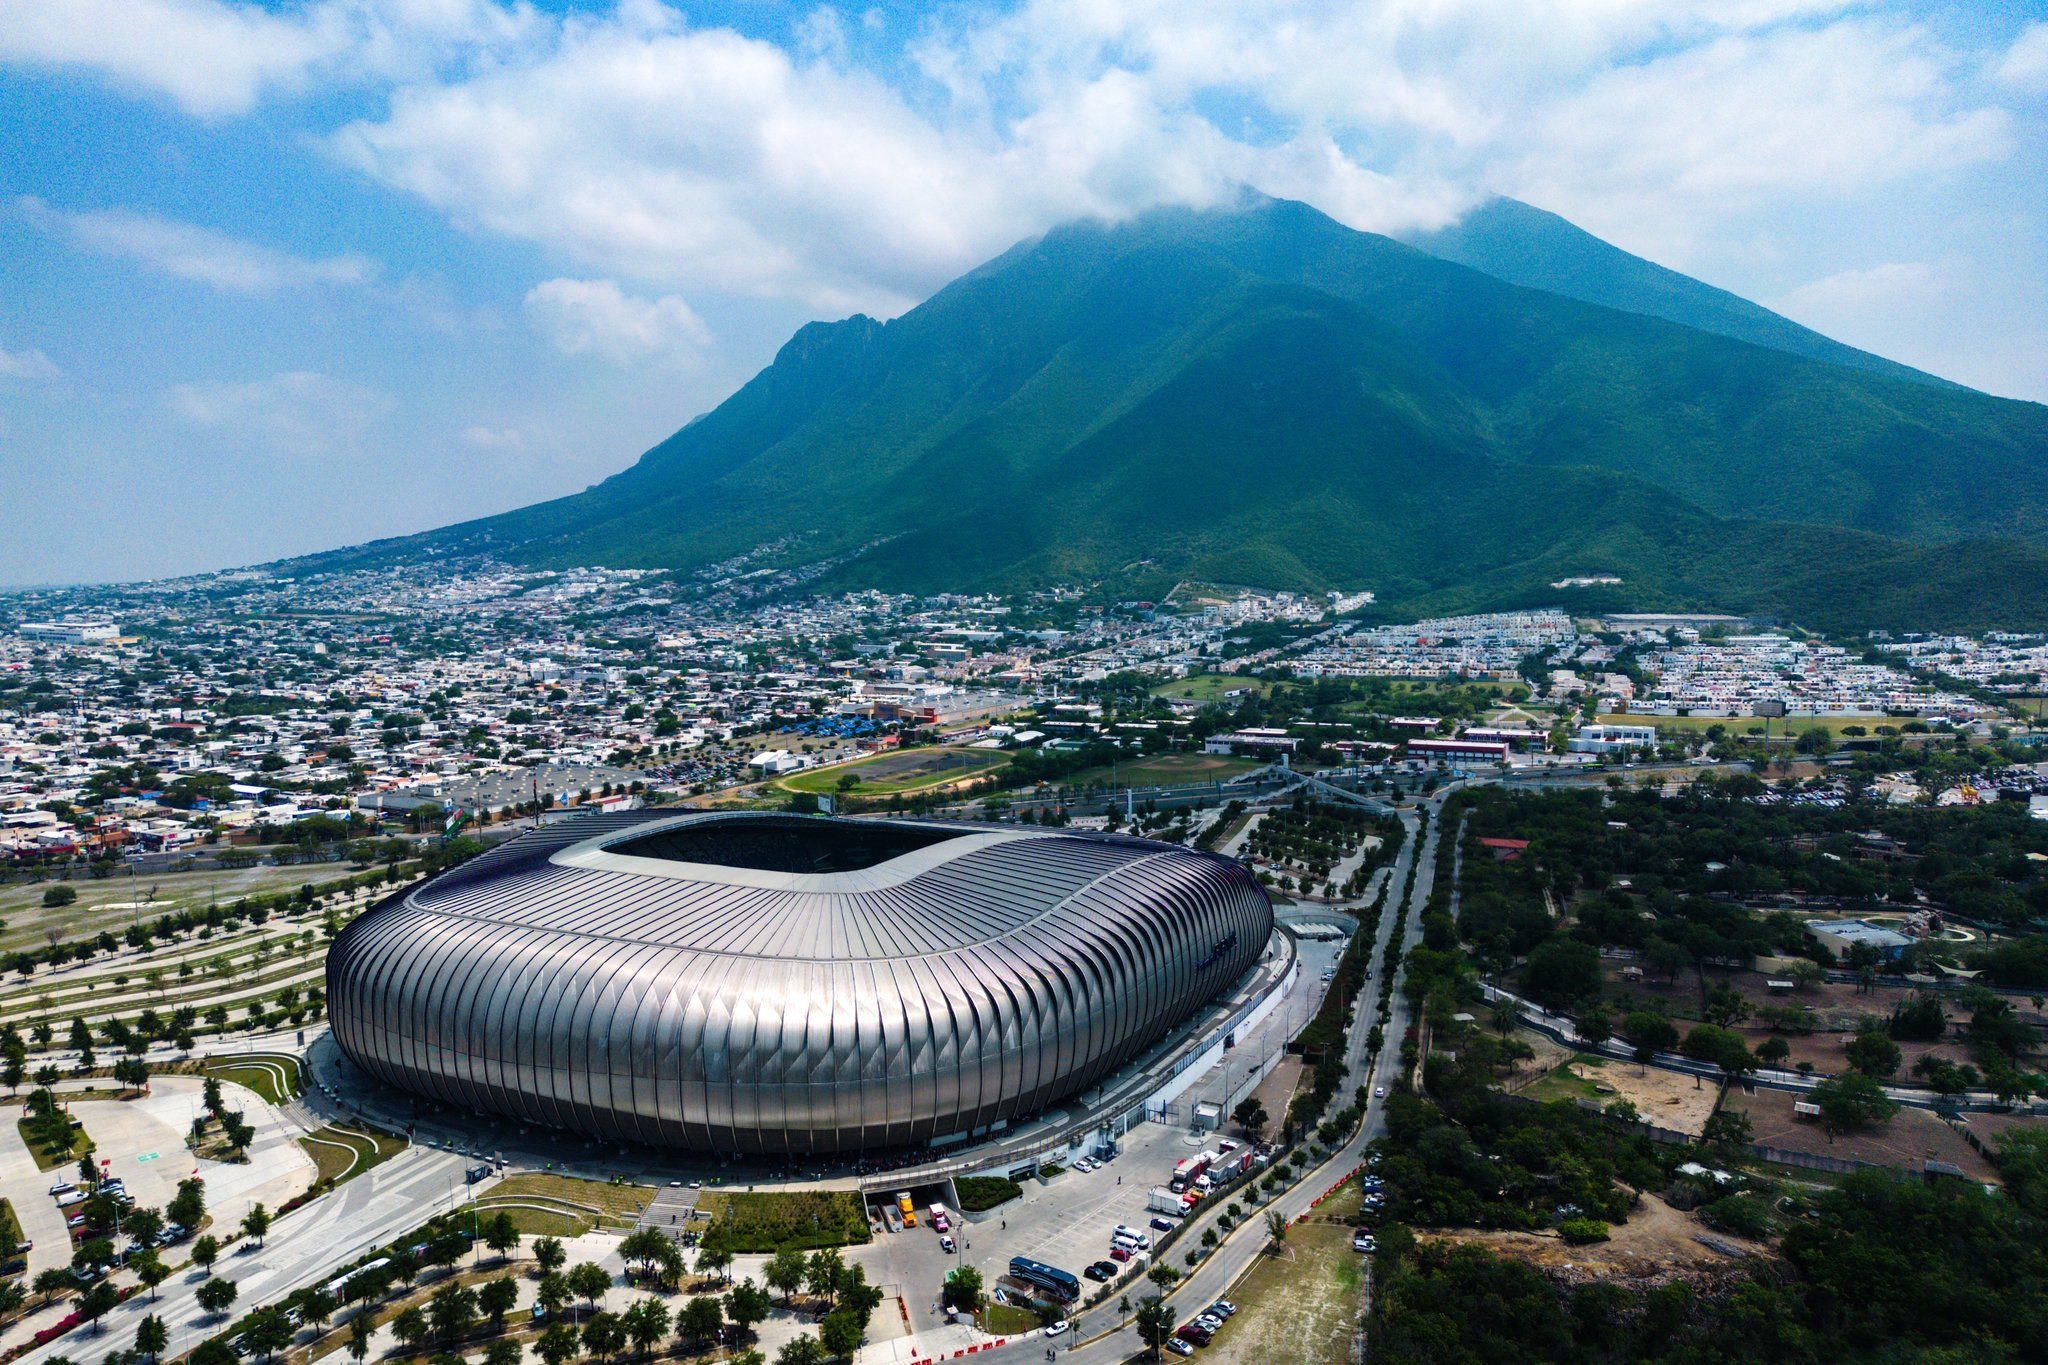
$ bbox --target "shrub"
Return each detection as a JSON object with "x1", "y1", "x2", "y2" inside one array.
[
  {"x1": 1699, "y1": 1194, "x2": 1774, "y2": 1240},
  {"x1": 42, "y1": 887, "x2": 76, "y2": 908},
  {"x1": 955, "y1": 1177, "x2": 1023, "y2": 1213},
  {"x1": 1558, "y1": 1219, "x2": 1610, "y2": 1245}
]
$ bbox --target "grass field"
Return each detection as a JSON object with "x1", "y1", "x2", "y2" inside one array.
[
  {"x1": 487, "y1": 1172, "x2": 651, "y2": 1221},
  {"x1": 775, "y1": 746, "x2": 1009, "y2": 797},
  {"x1": 298, "y1": 1124, "x2": 406, "y2": 1186},
  {"x1": 1150, "y1": 674, "x2": 1275, "y2": 703},
  {"x1": 1519, "y1": 1054, "x2": 1612, "y2": 1105},
  {"x1": 18, "y1": 1114, "x2": 93, "y2": 1171},
  {"x1": 202, "y1": 1053, "x2": 303, "y2": 1106},
  {"x1": 1200, "y1": 1221, "x2": 1364, "y2": 1365},
  {"x1": 0, "y1": 862, "x2": 369, "y2": 954},
  {"x1": 1061, "y1": 752, "x2": 1265, "y2": 789},
  {"x1": 984, "y1": 1303, "x2": 1043, "y2": 1335},
  {"x1": 697, "y1": 1189, "x2": 871, "y2": 1253}
]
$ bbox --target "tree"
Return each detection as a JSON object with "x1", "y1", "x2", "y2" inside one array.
[
  {"x1": 803, "y1": 1248, "x2": 845, "y2": 1304},
  {"x1": 1620, "y1": 1011, "x2": 1678, "y2": 1060},
  {"x1": 1264, "y1": 1209, "x2": 1289, "y2": 1250},
  {"x1": 622, "y1": 1299, "x2": 669, "y2": 1358},
  {"x1": 941, "y1": 1264, "x2": 982, "y2": 1312},
  {"x1": 820, "y1": 1307, "x2": 866, "y2": 1357},
  {"x1": 241, "y1": 1203, "x2": 271, "y2": 1247},
  {"x1": 1845, "y1": 1028, "x2": 1902, "y2": 1079},
  {"x1": 485, "y1": 1339, "x2": 523, "y2": 1365},
  {"x1": 566, "y1": 1261, "x2": 612, "y2": 1312},
  {"x1": 1756, "y1": 1035, "x2": 1791, "y2": 1068},
  {"x1": 1681, "y1": 1024, "x2": 1756, "y2": 1084},
  {"x1": 391, "y1": 1306, "x2": 430, "y2": 1356},
  {"x1": 429, "y1": 1282, "x2": 479, "y2": 1344},
  {"x1": 536, "y1": 1273, "x2": 570, "y2": 1320},
  {"x1": 678, "y1": 1295, "x2": 723, "y2": 1347},
  {"x1": 1523, "y1": 937, "x2": 1602, "y2": 1009},
  {"x1": 726, "y1": 1279, "x2": 771, "y2": 1336},
  {"x1": 697, "y1": 1241, "x2": 734, "y2": 1284},
  {"x1": 775, "y1": 1336, "x2": 826, "y2": 1365},
  {"x1": 484, "y1": 1211, "x2": 520, "y2": 1262},
  {"x1": 1812, "y1": 1072, "x2": 1899, "y2": 1138},
  {"x1": 533, "y1": 1236, "x2": 566, "y2": 1276},
  {"x1": 1232, "y1": 1095, "x2": 1268, "y2": 1141},
  {"x1": 77, "y1": 1281, "x2": 119, "y2": 1335},
  {"x1": 196, "y1": 1275, "x2": 239, "y2": 1318},
  {"x1": 135, "y1": 1313, "x2": 168, "y2": 1363},
  {"x1": 1135, "y1": 1296, "x2": 1177, "y2": 1359},
  {"x1": 765, "y1": 1248, "x2": 807, "y2": 1304},
  {"x1": 244, "y1": 1307, "x2": 296, "y2": 1362},
  {"x1": 479, "y1": 1276, "x2": 519, "y2": 1330},
  {"x1": 533, "y1": 1324, "x2": 580, "y2": 1365},
  {"x1": 582, "y1": 1313, "x2": 623, "y2": 1363},
  {"x1": 348, "y1": 1308, "x2": 376, "y2": 1364},
  {"x1": 132, "y1": 1249, "x2": 169, "y2": 1300}
]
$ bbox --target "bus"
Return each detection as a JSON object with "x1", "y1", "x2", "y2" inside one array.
[{"x1": 1009, "y1": 1256, "x2": 1080, "y2": 1303}]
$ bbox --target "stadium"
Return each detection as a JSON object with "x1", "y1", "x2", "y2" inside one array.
[{"x1": 326, "y1": 811, "x2": 1273, "y2": 1155}]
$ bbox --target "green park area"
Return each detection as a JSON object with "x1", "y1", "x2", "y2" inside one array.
[
  {"x1": 775, "y1": 746, "x2": 1009, "y2": 797},
  {"x1": 1061, "y1": 751, "x2": 1266, "y2": 789},
  {"x1": 696, "y1": 1189, "x2": 871, "y2": 1254},
  {"x1": 1150, "y1": 674, "x2": 1274, "y2": 703}
]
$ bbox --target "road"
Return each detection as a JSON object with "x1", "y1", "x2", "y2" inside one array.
[
  {"x1": 14, "y1": 1146, "x2": 470, "y2": 1365},
  {"x1": 957, "y1": 791, "x2": 1450, "y2": 1365}
]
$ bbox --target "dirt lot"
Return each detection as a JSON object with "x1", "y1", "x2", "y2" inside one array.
[
  {"x1": 1201, "y1": 1180, "x2": 1365, "y2": 1365},
  {"x1": 1521, "y1": 1055, "x2": 1721, "y2": 1137},
  {"x1": 1419, "y1": 1193, "x2": 1769, "y2": 1284},
  {"x1": 1724, "y1": 1087, "x2": 2001, "y2": 1182}
]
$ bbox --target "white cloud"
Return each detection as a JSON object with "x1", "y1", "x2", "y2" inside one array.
[
  {"x1": 1781, "y1": 260, "x2": 1945, "y2": 316},
  {"x1": 460, "y1": 424, "x2": 524, "y2": 449},
  {"x1": 0, "y1": 0, "x2": 542, "y2": 118},
  {"x1": 20, "y1": 198, "x2": 377, "y2": 293},
  {"x1": 0, "y1": 346, "x2": 63, "y2": 382},
  {"x1": 168, "y1": 370, "x2": 391, "y2": 453},
  {"x1": 523, "y1": 278, "x2": 711, "y2": 367},
  {"x1": 1994, "y1": 21, "x2": 2048, "y2": 92}
]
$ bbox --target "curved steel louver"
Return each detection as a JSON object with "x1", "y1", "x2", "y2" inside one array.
[{"x1": 326, "y1": 811, "x2": 1273, "y2": 1154}]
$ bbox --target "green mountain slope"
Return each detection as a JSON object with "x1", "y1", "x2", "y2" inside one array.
[
  {"x1": 327, "y1": 197, "x2": 2048, "y2": 630},
  {"x1": 1398, "y1": 196, "x2": 1955, "y2": 389}
]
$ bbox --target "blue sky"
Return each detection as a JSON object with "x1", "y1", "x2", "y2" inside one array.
[{"x1": 2, "y1": 0, "x2": 2044, "y2": 586}]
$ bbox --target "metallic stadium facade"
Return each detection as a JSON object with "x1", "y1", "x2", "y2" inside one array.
[{"x1": 326, "y1": 811, "x2": 1273, "y2": 1155}]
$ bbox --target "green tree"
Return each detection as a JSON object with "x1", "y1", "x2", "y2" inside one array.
[
  {"x1": 566, "y1": 1261, "x2": 612, "y2": 1312},
  {"x1": 533, "y1": 1324, "x2": 580, "y2": 1365},
  {"x1": 726, "y1": 1279, "x2": 771, "y2": 1336},
  {"x1": 240, "y1": 1203, "x2": 271, "y2": 1247},
  {"x1": 532, "y1": 1236, "x2": 566, "y2": 1276},
  {"x1": 478, "y1": 1276, "x2": 519, "y2": 1330},
  {"x1": 622, "y1": 1299, "x2": 669, "y2": 1358},
  {"x1": 1812, "y1": 1072, "x2": 1899, "y2": 1138},
  {"x1": 1845, "y1": 1027, "x2": 1902, "y2": 1079},
  {"x1": 1135, "y1": 1296, "x2": 1177, "y2": 1359},
  {"x1": 581, "y1": 1311, "x2": 623, "y2": 1363},
  {"x1": 135, "y1": 1313, "x2": 169, "y2": 1363},
  {"x1": 775, "y1": 1336, "x2": 826, "y2": 1365},
  {"x1": 765, "y1": 1248, "x2": 807, "y2": 1304},
  {"x1": 391, "y1": 1306, "x2": 430, "y2": 1356},
  {"x1": 196, "y1": 1275, "x2": 238, "y2": 1318}
]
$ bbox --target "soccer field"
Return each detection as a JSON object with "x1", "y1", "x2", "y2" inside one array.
[{"x1": 775, "y1": 745, "x2": 1010, "y2": 796}]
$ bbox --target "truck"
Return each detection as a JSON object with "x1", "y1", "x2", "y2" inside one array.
[
  {"x1": 927, "y1": 1203, "x2": 950, "y2": 1233},
  {"x1": 1169, "y1": 1154, "x2": 1211, "y2": 1191},
  {"x1": 1148, "y1": 1188, "x2": 1188, "y2": 1216},
  {"x1": 896, "y1": 1193, "x2": 917, "y2": 1228}
]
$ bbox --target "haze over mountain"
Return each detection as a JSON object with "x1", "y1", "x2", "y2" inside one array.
[{"x1": 318, "y1": 195, "x2": 2048, "y2": 632}]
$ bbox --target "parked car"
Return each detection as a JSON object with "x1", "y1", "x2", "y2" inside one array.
[
  {"x1": 1208, "y1": 1301, "x2": 1237, "y2": 1318},
  {"x1": 1044, "y1": 1320, "x2": 1070, "y2": 1338},
  {"x1": 1150, "y1": 1216, "x2": 1177, "y2": 1232},
  {"x1": 1164, "y1": 1338, "x2": 1196, "y2": 1356},
  {"x1": 1084, "y1": 1262, "x2": 1115, "y2": 1282}
]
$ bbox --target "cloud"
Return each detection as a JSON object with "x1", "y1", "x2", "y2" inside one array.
[
  {"x1": 523, "y1": 278, "x2": 711, "y2": 367},
  {"x1": 0, "y1": 0, "x2": 540, "y2": 118},
  {"x1": 168, "y1": 369, "x2": 391, "y2": 454},
  {"x1": 460, "y1": 424, "x2": 524, "y2": 450},
  {"x1": 1994, "y1": 21, "x2": 2048, "y2": 92},
  {"x1": 20, "y1": 199, "x2": 376, "y2": 293},
  {"x1": 0, "y1": 346, "x2": 62, "y2": 382},
  {"x1": 1781, "y1": 260, "x2": 1946, "y2": 316}
]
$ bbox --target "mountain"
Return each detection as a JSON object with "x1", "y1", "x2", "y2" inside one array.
[
  {"x1": 326, "y1": 195, "x2": 2048, "y2": 630},
  {"x1": 1398, "y1": 196, "x2": 1955, "y2": 389}
]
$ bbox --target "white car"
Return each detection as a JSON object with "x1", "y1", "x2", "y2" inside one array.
[
  {"x1": 1373, "y1": 1086, "x2": 1386, "y2": 1099},
  {"x1": 1044, "y1": 1320, "x2": 1071, "y2": 1338}
]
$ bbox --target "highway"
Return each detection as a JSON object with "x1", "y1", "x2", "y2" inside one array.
[
  {"x1": 14, "y1": 1144, "x2": 471, "y2": 1365},
  {"x1": 961, "y1": 789, "x2": 1449, "y2": 1365}
]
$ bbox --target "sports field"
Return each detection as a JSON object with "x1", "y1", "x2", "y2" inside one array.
[
  {"x1": 775, "y1": 745, "x2": 1009, "y2": 796},
  {"x1": 1597, "y1": 712, "x2": 1915, "y2": 736},
  {"x1": 1062, "y1": 751, "x2": 1266, "y2": 788},
  {"x1": 1150, "y1": 673, "x2": 1275, "y2": 702}
]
